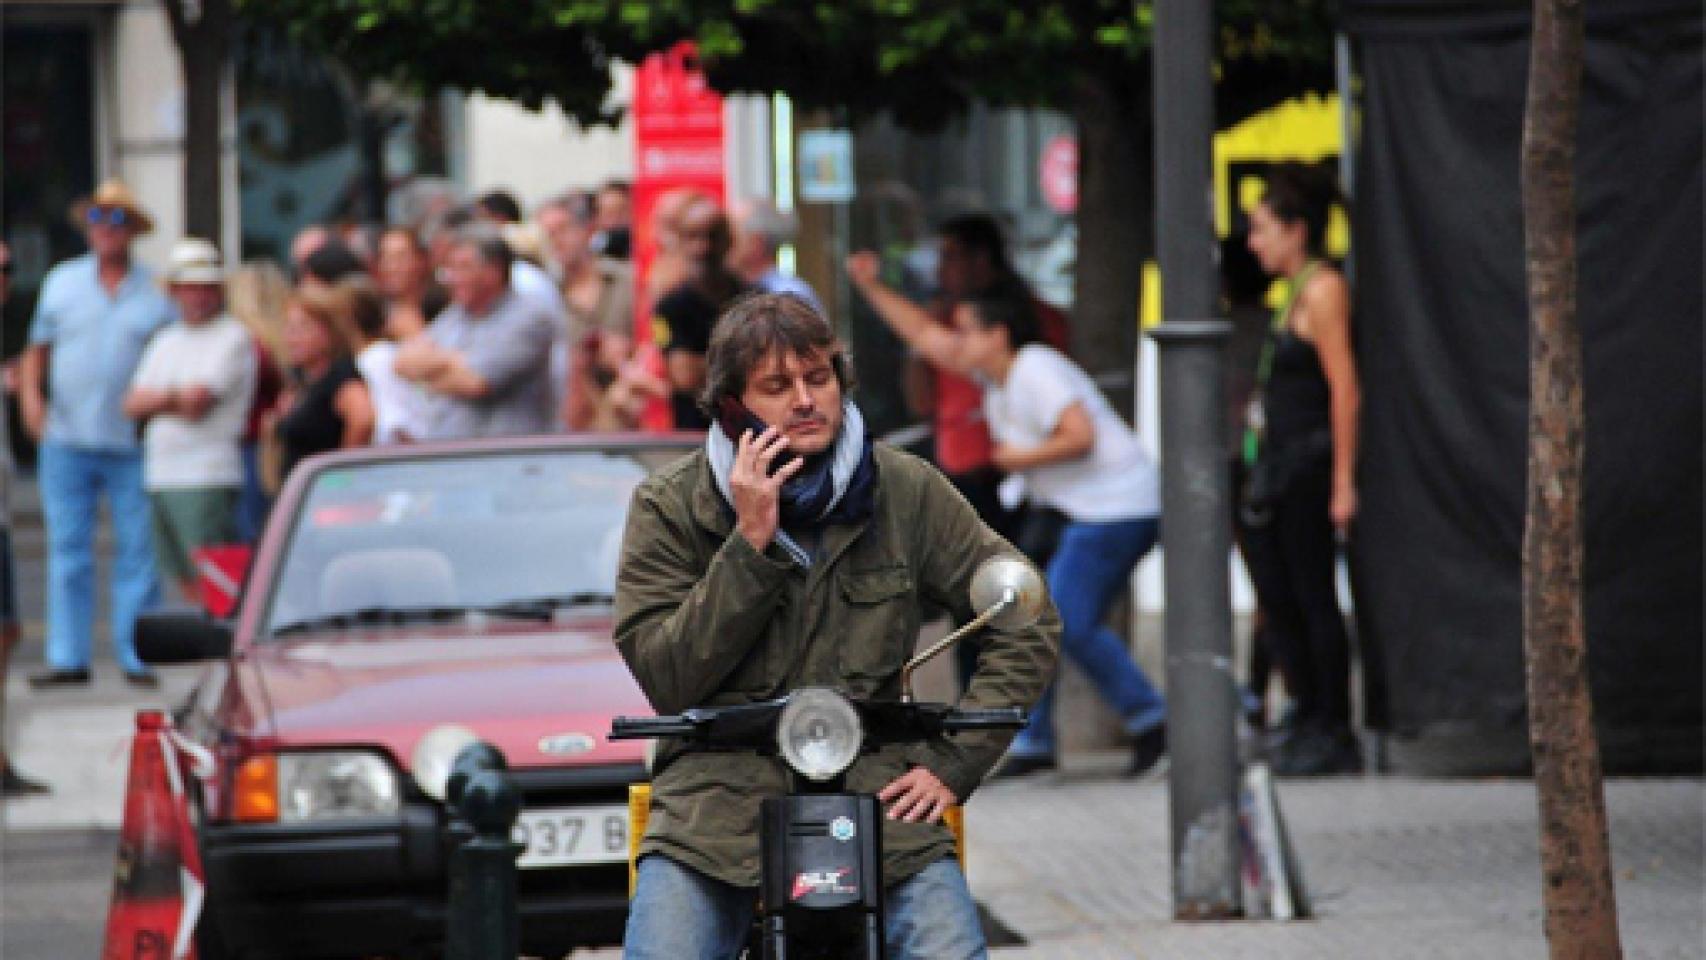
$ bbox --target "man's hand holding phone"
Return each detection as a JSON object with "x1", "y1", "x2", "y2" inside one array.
[{"x1": 731, "y1": 427, "x2": 805, "y2": 553}]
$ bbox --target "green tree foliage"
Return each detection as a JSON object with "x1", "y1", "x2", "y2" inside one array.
[
  {"x1": 244, "y1": 1, "x2": 1335, "y2": 132},
  {"x1": 247, "y1": 0, "x2": 1337, "y2": 396}
]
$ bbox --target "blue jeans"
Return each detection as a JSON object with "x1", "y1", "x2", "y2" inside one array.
[
  {"x1": 625, "y1": 854, "x2": 987, "y2": 959},
  {"x1": 1010, "y1": 516, "x2": 1165, "y2": 758},
  {"x1": 37, "y1": 442, "x2": 160, "y2": 674}
]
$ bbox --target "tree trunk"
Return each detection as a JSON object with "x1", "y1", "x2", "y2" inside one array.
[
  {"x1": 166, "y1": 0, "x2": 232, "y2": 244},
  {"x1": 1520, "y1": 0, "x2": 1622, "y2": 957},
  {"x1": 358, "y1": 101, "x2": 391, "y2": 223},
  {"x1": 1072, "y1": 64, "x2": 1154, "y2": 419}
]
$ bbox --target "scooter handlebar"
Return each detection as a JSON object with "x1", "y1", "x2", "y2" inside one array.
[
  {"x1": 611, "y1": 701, "x2": 1028, "y2": 744},
  {"x1": 609, "y1": 715, "x2": 699, "y2": 740},
  {"x1": 939, "y1": 707, "x2": 1027, "y2": 731}
]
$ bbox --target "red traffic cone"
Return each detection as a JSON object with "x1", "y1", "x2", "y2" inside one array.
[{"x1": 102, "y1": 710, "x2": 204, "y2": 960}]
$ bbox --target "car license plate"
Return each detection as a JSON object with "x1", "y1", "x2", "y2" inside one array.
[{"x1": 512, "y1": 804, "x2": 630, "y2": 869}]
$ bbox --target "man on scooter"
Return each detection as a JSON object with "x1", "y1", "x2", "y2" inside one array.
[{"x1": 615, "y1": 293, "x2": 1060, "y2": 959}]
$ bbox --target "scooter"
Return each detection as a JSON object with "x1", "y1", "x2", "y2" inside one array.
[{"x1": 612, "y1": 556, "x2": 1048, "y2": 960}]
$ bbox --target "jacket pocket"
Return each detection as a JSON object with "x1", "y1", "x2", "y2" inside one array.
[{"x1": 838, "y1": 564, "x2": 916, "y2": 682}]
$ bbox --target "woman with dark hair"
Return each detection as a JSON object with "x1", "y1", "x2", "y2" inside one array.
[
  {"x1": 1241, "y1": 162, "x2": 1362, "y2": 775},
  {"x1": 375, "y1": 226, "x2": 446, "y2": 341},
  {"x1": 340, "y1": 276, "x2": 426, "y2": 445},
  {"x1": 856, "y1": 274, "x2": 1168, "y2": 779}
]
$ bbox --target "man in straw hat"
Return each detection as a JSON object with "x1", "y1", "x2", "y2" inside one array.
[
  {"x1": 125, "y1": 238, "x2": 255, "y2": 601},
  {"x1": 20, "y1": 179, "x2": 172, "y2": 689}
]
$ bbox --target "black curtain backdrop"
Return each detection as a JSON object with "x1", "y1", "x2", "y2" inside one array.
[{"x1": 1344, "y1": 1, "x2": 1703, "y2": 771}]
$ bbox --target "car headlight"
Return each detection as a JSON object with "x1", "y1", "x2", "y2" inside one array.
[
  {"x1": 777, "y1": 688, "x2": 863, "y2": 782},
  {"x1": 278, "y1": 751, "x2": 401, "y2": 822}
]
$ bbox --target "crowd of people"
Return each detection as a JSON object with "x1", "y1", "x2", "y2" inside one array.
[
  {"x1": 1, "y1": 160, "x2": 1361, "y2": 797},
  {"x1": 846, "y1": 163, "x2": 1360, "y2": 778},
  {"x1": 4, "y1": 175, "x2": 802, "y2": 685}
]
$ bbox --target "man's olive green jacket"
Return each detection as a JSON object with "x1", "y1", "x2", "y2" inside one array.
[{"x1": 614, "y1": 443, "x2": 1060, "y2": 889}]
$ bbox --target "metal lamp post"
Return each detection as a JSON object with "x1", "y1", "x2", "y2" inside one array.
[{"x1": 1152, "y1": 0, "x2": 1242, "y2": 920}]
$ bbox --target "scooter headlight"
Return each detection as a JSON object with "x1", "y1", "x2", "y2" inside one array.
[{"x1": 777, "y1": 688, "x2": 863, "y2": 782}]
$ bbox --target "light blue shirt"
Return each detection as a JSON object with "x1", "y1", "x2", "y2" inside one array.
[
  {"x1": 28, "y1": 254, "x2": 174, "y2": 451},
  {"x1": 758, "y1": 267, "x2": 826, "y2": 316}
]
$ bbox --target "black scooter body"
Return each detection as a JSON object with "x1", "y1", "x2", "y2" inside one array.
[
  {"x1": 759, "y1": 793, "x2": 885, "y2": 959},
  {"x1": 612, "y1": 696, "x2": 1023, "y2": 959}
]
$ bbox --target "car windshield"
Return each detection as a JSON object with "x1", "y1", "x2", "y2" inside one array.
[{"x1": 262, "y1": 450, "x2": 652, "y2": 638}]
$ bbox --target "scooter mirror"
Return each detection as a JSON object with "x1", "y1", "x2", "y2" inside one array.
[
  {"x1": 900, "y1": 555, "x2": 1046, "y2": 701},
  {"x1": 969, "y1": 555, "x2": 1047, "y2": 630}
]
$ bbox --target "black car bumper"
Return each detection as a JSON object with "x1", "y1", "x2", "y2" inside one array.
[{"x1": 202, "y1": 765, "x2": 643, "y2": 959}]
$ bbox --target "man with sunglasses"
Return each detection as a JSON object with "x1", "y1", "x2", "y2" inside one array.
[{"x1": 19, "y1": 179, "x2": 172, "y2": 688}]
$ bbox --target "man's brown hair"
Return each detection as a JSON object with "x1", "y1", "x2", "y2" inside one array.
[{"x1": 699, "y1": 293, "x2": 856, "y2": 416}]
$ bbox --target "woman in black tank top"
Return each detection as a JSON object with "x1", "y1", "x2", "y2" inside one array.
[
  {"x1": 272, "y1": 286, "x2": 374, "y2": 482},
  {"x1": 1241, "y1": 165, "x2": 1363, "y2": 776}
]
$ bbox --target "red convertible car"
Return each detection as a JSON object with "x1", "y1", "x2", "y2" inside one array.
[{"x1": 140, "y1": 436, "x2": 696, "y2": 959}]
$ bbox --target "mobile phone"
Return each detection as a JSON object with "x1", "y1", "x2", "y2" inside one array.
[{"x1": 716, "y1": 397, "x2": 801, "y2": 476}]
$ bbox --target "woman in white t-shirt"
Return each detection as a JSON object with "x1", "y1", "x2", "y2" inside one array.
[
  {"x1": 851, "y1": 252, "x2": 1167, "y2": 778},
  {"x1": 339, "y1": 276, "x2": 428, "y2": 444}
]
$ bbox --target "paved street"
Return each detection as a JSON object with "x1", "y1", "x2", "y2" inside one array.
[
  {"x1": 1, "y1": 490, "x2": 1701, "y2": 958},
  {"x1": 4, "y1": 676, "x2": 1700, "y2": 960}
]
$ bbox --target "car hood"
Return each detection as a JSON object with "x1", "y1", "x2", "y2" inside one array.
[{"x1": 239, "y1": 621, "x2": 652, "y2": 773}]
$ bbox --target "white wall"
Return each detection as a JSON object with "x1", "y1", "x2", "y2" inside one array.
[
  {"x1": 463, "y1": 74, "x2": 792, "y2": 222},
  {"x1": 111, "y1": 1, "x2": 182, "y2": 270},
  {"x1": 108, "y1": 0, "x2": 239, "y2": 269},
  {"x1": 463, "y1": 68, "x2": 635, "y2": 211}
]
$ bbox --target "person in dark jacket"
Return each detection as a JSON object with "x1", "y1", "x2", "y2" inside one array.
[
  {"x1": 615, "y1": 293, "x2": 1059, "y2": 959},
  {"x1": 649, "y1": 196, "x2": 748, "y2": 430}
]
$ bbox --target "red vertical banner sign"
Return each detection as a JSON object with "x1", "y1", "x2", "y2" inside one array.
[
  {"x1": 1040, "y1": 135, "x2": 1079, "y2": 214},
  {"x1": 631, "y1": 42, "x2": 725, "y2": 430}
]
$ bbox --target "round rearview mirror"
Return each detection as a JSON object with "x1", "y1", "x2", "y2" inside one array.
[{"x1": 969, "y1": 555, "x2": 1047, "y2": 630}]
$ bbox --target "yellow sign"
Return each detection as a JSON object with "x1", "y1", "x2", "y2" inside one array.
[{"x1": 1142, "y1": 92, "x2": 1348, "y2": 328}]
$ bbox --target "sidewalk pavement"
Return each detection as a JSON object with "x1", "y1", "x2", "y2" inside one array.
[
  {"x1": 961, "y1": 757, "x2": 1702, "y2": 959},
  {"x1": 2, "y1": 667, "x2": 201, "y2": 831},
  {"x1": 3, "y1": 482, "x2": 1699, "y2": 958},
  {"x1": 568, "y1": 761, "x2": 1701, "y2": 960}
]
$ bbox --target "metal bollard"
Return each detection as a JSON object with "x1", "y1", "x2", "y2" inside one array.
[{"x1": 445, "y1": 742, "x2": 522, "y2": 960}]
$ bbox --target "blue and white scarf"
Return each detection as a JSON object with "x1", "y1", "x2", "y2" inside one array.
[{"x1": 706, "y1": 400, "x2": 877, "y2": 567}]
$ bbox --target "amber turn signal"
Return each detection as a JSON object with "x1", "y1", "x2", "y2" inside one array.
[{"x1": 232, "y1": 754, "x2": 279, "y2": 823}]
